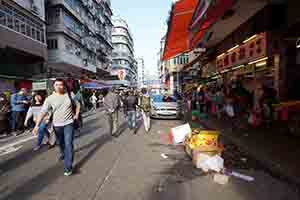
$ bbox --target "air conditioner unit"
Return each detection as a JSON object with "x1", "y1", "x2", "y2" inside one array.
[
  {"x1": 83, "y1": 59, "x2": 88, "y2": 66},
  {"x1": 75, "y1": 48, "x2": 81, "y2": 56}
]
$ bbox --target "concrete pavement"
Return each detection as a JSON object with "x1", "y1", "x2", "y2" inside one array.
[{"x1": 0, "y1": 110, "x2": 298, "y2": 200}]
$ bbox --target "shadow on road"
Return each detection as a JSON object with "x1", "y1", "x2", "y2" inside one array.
[
  {"x1": 0, "y1": 132, "x2": 113, "y2": 200},
  {"x1": 146, "y1": 152, "x2": 206, "y2": 200},
  {"x1": 0, "y1": 147, "x2": 48, "y2": 175},
  {"x1": 0, "y1": 113, "x2": 103, "y2": 174},
  {"x1": 74, "y1": 133, "x2": 113, "y2": 172}
]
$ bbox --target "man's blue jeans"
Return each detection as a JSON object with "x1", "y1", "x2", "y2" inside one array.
[
  {"x1": 54, "y1": 123, "x2": 74, "y2": 172},
  {"x1": 127, "y1": 111, "x2": 136, "y2": 130},
  {"x1": 37, "y1": 122, "x2": 50, "y2": 147}
]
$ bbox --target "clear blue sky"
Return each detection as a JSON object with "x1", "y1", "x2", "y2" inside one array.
[{"x1": 111, "y1": 0, "x2": 173, "y2": 77}]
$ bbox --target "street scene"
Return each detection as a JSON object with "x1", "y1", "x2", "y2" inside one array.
[{"x1": 1, "y1": 0, "x2": 300, "y2": 199}]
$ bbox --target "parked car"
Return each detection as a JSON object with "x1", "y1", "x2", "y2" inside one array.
[{"x1": 150, "y1": 95, "x2": 182, "y2": 119}]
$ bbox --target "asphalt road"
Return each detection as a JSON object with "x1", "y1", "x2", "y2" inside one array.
[{"x1": 0, "y1": 110, "x2": 298, "y2": 200}]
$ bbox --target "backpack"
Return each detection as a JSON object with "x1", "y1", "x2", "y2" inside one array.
[{"x1": 141, "y1": 96, "x2": 151, "y2": 112}]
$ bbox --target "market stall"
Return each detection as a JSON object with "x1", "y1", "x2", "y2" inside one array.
[{"x1": 273, "y1": 101, "x2": 300, "y2": 136}]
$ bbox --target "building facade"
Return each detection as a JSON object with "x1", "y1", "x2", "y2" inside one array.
[
  {"x1": 111, "y1": 17, "x2": 137, "y2": 87},
  {"x1": 0, "y1": 0, "x2": 47, "y2": 91},
  {"x1": 45, "y1": 0, "x2": 113, "y2": 79},
  {"x1": 137, "y1": 57, "x2": 145, "y2": 88}
]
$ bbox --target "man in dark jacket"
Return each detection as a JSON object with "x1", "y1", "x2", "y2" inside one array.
[
  {"x1": 104, "y1": 88, "x2": 120, "y2": 136},
  {"x1": 124, "y1": 90, "x2": 138, "y2": 134}
]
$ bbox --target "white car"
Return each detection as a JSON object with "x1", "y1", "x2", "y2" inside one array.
[{"x1": 150, "y1": 95, "x2": 182, "y2": 119}]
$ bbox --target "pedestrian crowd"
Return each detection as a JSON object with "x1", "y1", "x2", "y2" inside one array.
[
  {"x1": 0, "y1": 79, "x2": 152, "y2": 177},
  {"x1": 103, "y1": 87, "x2": 152, "y2": 136},
  {"x1": 184, "y1": 79, "x2": 278, "y2": 128}
]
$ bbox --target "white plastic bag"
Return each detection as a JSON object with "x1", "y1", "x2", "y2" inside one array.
[
  {"x1": 171, "y1": 123, "x2": 192, "y2": 144},
  {"x1": 198, "y1": 155, "x2": 224, "y2": 173},
  {"x1": 196, "y1": 153, "x2": 212, "y2": 171}
]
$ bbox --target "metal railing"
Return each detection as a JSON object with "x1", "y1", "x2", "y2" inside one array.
[{"x1": 0, "y1": 7, "x2": 46, "y2": 44}]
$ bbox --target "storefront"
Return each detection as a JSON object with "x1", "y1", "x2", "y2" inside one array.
[
  {"x1": 0, "y1": 76, "x2": 33, "y2": 96},
  {"x1": 212, "y1": 32, "x2": 275, "y2": 93}
]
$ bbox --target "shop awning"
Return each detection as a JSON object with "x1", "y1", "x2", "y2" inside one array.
[
  {"x1": 190, "y1": 0, "x2": 267, "y2": 48},
  {"x1": 162, "y1": 0, "x2": 198, "y2": 61},
  {"x1": 189, "y1": 0, "x2": 236, "y2": 49},
  {"x1": 81, "y1": 82, "x2": 108, "y2": 90}
]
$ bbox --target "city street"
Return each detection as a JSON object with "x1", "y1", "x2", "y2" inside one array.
[{"x1": 0, "y1": 110, "x2": 298, "y2": 200}]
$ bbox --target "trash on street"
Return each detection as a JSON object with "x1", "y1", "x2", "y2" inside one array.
[
  {"x1": 224, "y1": 170, "x2": 255, "y2": 182},
  {"x1": 213, "y1": 173, "x2": 229, "y2": 185},
  {"x1": 170, "y1": 123, "x2": 191, "y2": 144},
  {"x1": 161, "y1": 153, "x2": 168, "y2": 159}
]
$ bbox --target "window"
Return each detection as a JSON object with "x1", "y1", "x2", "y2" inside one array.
[
  {"x1": 47, "y1": 8, "x2": 60, "y2": 25},
  {"x1": 47, "y1": 39, "x2": 58, "y2": 49},
  {"x1": 65, "y1": 0, "x2": 73, "y2": 7},
  {"x1": 64, "y1": 13, "x2": 81, "y2": 35},
  {"x1": 64, "y1": 0, "x2": 81, "y2": 14}
]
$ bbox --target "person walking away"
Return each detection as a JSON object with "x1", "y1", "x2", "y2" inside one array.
[
  {"x1": 89, "y1": 92, "x2": 98, "y2": 111},
  {"x1": 198, "y1": 87, "x2": 205, "y2": 113},
  {"x1": 205, "y1": 88, "x2": 212, "y2": 114},
  {"x1": 24, "y1": 93, "x2": 55, "y2": 151},
  {"x1": 103, "y1": 88, "x2": 120, "y2": 136},
  {"x1": 10, "y1": 88, "x2": 30, "y2": 136},
  {"x1": 191, "y1": 88, "x2": 198, "y2": 110},
  {"x1": 215, "y1": 88, "x2": 225, "y2": 119},
  {"x1": 73, "y1": 89, "x2": 84, "y2": 130},
  {"x1": 98, "y1": 93, "x2": 104, "y2": 107},
  {"x1": 33, "y1": 79, "x2": 80, "y2": 176},
  {"x1": 124, "y1": 90, "x2": 138, "y2": 134},
  {"x1": 139, "y1": 88, "x2": 151, "y2": 132},
  {"x1": 119, "y1": 91, "x2": 126, "y2": 115}
]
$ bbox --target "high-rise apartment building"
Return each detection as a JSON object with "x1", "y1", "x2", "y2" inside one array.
[
  {"x1": 137, "y1": 57, "x2": 144, "y2": 88},
  {"x1": 111, "y1": 17, "x2": 137, "y2": 87},
  {"x1": 46, "y1": 0, "x2": 113, "y2": 79},
  {"x1": 0, "y1": 0, "x2": 47, "y2": 82}
]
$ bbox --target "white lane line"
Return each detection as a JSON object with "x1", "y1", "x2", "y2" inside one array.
[
  {"x1": 0, "y1": 145, "x2": 23, "y2": 157},
  {"x1": 0, "y1": 135, "x2": 36, "y2": 152}
]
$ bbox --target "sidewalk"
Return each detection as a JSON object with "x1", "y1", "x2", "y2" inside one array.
[{"x1": 189, "y1": 114, "x2": 300, "y2": 187}]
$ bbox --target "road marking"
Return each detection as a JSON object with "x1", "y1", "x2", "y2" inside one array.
[
  {"x1": 90, "y1": 132, "x2": 130, "y2": 200},
  {"x1": 0, "y1": 145, "x2": 23, "y2": 157},
  {"x1": 0, "y1": 135, "x2": 36, "y2": 152}
]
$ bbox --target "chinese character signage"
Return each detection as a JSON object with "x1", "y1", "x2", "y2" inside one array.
[{"x1": 216, "y1": 32, "x2": 267, "y2": 71}]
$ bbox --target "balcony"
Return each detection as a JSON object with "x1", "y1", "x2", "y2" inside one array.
[
  {"x1": 0, "y1": 7, "x2": 46, "y2": 44},
  {"x1": 48, "y1": 49, "x2": 96, "y2": 72},
  {"x1": 0, "y1": 7, "x2": 47, "y2": 59}
]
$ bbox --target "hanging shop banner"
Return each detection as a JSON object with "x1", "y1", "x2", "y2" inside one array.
[
  {"x1": 216, "y1": 32, "x2": 267, "y2": 71},
  {"x1": 32, "y1": 81, "x2": 48, "y2": 91},
  {"x1": 118, "y1": 69, "x2": 126, "y2": 81}
]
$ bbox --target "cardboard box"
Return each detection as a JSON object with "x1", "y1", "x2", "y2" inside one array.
[
  {"x1": 188, "y1": 130, "x2": 220, "y2": 150},
  {"x1": 213, "y1": 174, "x2": 229, "y2": 185}
]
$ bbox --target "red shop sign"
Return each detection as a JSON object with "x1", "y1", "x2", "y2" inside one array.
[{"x1": 216, "y1": 32, "x2": 267, "y2": 71}]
